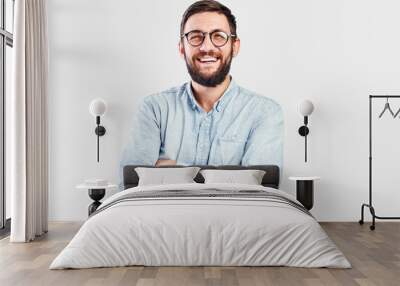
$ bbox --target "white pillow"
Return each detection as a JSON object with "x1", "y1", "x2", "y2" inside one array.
[
  {"x1": 135, "y1": 167, "x2": 200, "y2": 186},
  {"x1": 200, "y1": 169, "x2": 266, "y2": 185}
]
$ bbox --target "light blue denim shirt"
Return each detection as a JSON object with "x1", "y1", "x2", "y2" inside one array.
[{"x1": 120, "y1": 78, "x2": 284, "y2": 186}]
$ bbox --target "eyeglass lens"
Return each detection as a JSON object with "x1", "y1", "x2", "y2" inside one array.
[{"x1": 187, "y1": 31, "x2": 230, "y2": 47}]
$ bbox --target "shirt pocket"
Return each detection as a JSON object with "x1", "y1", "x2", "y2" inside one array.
[{"x1": 217, "y1": 136, "x2": 247, "y2": 165}]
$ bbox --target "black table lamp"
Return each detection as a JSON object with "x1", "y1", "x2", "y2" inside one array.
[{"x1": 298, "y1": 99, "x2": 314, "y2": 162}]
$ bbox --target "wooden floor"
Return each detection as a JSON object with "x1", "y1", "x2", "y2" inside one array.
[{"x1": 0, "y1": 222, "x2": 399, "y2": 286}]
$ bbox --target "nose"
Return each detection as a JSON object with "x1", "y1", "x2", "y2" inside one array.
[{"x1": 199, "y1": 33, "x2": 215, "y2": 52}]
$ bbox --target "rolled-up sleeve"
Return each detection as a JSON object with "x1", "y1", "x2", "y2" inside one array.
[
  {"x1": 119, "y1": 97, "x2": 161, "y2": 189},
  {"x1": 241, "y1": 100, "x2": 284, "y2": 169}
]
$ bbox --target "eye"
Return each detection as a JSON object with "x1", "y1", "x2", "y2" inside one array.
[
  {"x1": 213, "y1": 32, "x2": 227, "y2": 40},
  {"x1": 187, "y1": 32, "x2": 204, "y2": 43},
  {"x1": 211, "y1": 31, "x2": 229, "y2": 46}
]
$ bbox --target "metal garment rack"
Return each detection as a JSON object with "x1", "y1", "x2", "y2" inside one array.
[{"x1": 359, "y1": 95, "x2": 400, "y2": 230}]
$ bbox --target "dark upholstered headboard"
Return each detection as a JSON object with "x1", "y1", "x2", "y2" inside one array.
[{"x1": 123, "y1": 165, "x2": 280, "y2": 190}]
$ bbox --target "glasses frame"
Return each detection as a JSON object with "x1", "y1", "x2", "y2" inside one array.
[{"x1": 181, "y1": 30, "x2": 236, "y2": 48}]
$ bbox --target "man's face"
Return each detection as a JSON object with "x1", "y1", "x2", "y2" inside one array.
[{"x1": 179, "y1": 12, "x2": 240, "y2": 87}]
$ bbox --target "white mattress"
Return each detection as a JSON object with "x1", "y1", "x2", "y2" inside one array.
[{"x1": 50, "y1": 183, "x2": 351, "y2": 269}]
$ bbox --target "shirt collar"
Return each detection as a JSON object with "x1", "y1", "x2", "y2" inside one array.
[{"x1": 185, "y1": 77, "x2": 238, "y2": 112}]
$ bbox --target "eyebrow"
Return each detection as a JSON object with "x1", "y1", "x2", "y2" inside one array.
[{"x1": 183, "y1": 28, "x2": 229, "y2": 34}]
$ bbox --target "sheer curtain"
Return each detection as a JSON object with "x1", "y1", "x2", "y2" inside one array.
[{"x1": 9, "y1": 0, "x2": 48, "y2": 242}]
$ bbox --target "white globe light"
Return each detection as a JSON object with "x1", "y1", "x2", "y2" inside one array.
[
  {"x1": 299, "y1": 100, "x2": 314, "y2": 116},
  {"x1": 89, "y1": 98, "x2": 107, "y2": 116}
]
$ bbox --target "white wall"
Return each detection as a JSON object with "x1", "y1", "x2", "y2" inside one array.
[{"x1": 48, "y1": 0, "x2": 400, "y2": 221}]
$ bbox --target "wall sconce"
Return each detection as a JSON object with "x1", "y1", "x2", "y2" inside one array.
[
  {"x1": 89, "y1": 98, "x2": 107, "y2": 162},
  {"x1": 298, "y1": 99, "x2": 314, "y2": 162}
]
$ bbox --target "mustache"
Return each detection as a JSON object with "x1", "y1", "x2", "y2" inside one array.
[{"x1": 192, "y1": 51, "x2": 222, "y2": 59}]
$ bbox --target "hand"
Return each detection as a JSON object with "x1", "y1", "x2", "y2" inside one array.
[{"x1": 155, "y1": 159, "x2": 177, "y2": 166}]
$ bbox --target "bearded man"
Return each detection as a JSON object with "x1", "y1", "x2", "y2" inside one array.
[{"x1": 120, "y1": 0, "x2": 283, "y2": 172}]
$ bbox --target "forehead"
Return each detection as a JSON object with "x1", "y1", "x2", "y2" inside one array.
[{"x1": 184, "y1": 12, "x2": 231, "y2": 33}]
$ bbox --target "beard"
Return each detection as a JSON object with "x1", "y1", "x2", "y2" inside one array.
[{"x1": 184, "y1": 49, "x2": 233, "y2": 88}]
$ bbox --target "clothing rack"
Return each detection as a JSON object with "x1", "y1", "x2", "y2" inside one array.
[{"x1": 359, "y1": 95, "x2": 400, "y2": 230}]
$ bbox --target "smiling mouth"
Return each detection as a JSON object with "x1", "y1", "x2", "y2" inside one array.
[{"x1": 196, "y1": 56, "x2": 220, "y2": 65}]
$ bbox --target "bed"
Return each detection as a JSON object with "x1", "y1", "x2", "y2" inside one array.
[{"x1": 50, "y1": 165, "x2": 351, "y2": 269}]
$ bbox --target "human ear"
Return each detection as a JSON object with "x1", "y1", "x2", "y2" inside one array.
[
  {"x1": 232, "y1": 38, "x2": 240, "y2": 57},
  {"x1": 178, "y1": 41, "x2": 185, "y2": 59}
]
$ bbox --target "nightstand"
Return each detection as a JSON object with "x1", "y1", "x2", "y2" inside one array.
[
  {"x1": 76, "y1": 183, "x2": 117, "y2": 216},
  {"x1": 288, "y1": 176, "x2": 320, "y2": 210}
]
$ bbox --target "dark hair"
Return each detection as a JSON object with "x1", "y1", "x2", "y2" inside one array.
[{"x1": 180, "y1": 0, "x2": 237, "y2": 37}]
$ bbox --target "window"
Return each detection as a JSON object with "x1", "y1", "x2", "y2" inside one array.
[{"x1": 0, "y1": 0, "x2": 14, "y2": 235}]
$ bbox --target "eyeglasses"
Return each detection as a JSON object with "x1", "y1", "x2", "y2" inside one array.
[{"x1": 181, "y1": 30, "x2": 236, "y2": 48}]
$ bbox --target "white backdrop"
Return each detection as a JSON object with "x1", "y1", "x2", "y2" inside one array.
[{"x1": 48, "y1": 0, "x2": 400, "y2": 221}]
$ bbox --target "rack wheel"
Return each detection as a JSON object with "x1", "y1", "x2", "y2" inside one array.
[
  {"x1": 370, "y1": 225, "x2": 375, "y2": 231},
  {"x1": 358, "y1": 220, "x2": 364, "y2": 225}
]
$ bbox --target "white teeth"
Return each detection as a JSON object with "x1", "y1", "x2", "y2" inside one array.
[{"x1": 198, "y1": 57, "x2": 218, "y2": 62}]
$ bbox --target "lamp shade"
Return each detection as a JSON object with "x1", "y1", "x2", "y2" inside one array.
[
  {"x1": 299, "y1": 100, "x2": 314, "y2": 116},
  {"x1": 89, "y1": 98, "x2": 107, "y2": 116}
]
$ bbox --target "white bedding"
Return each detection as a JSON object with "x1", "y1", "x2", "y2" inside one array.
[{"x1": 50, "y1": 183, "x2": 351, "y2": 269}]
